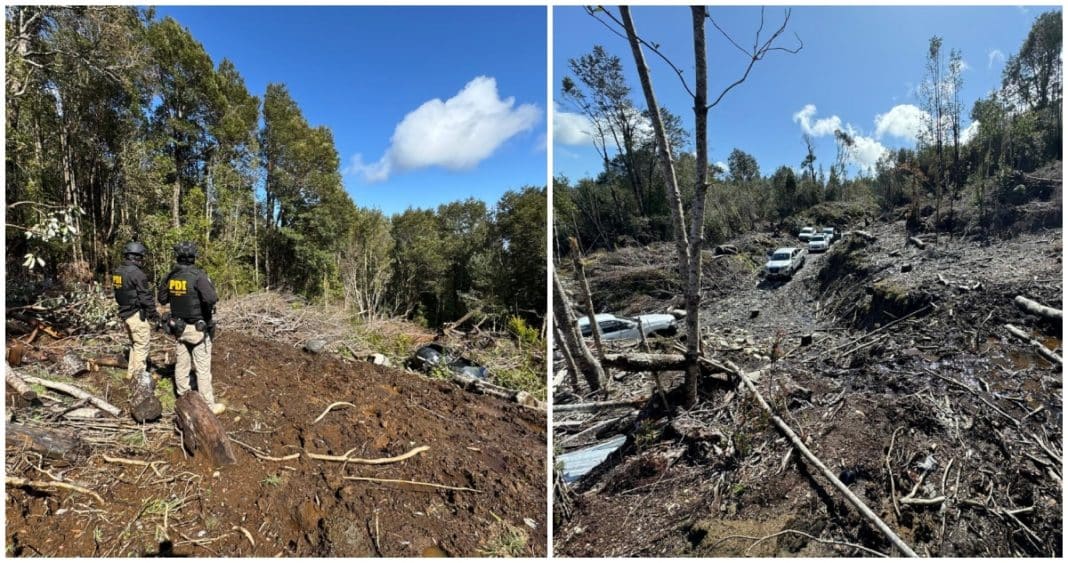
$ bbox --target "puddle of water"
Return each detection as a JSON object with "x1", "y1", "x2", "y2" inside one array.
[{"x1": 421, "y1": 546, "x2": 449, "y2": 557}]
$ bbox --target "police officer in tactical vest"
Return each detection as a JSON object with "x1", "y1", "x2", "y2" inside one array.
[
  {"x1": 158, "y1": 241, "x2": 225, "y2": 415},
  {"x1": 113, "y1": 241, "x2": 159, "y2": 381}
]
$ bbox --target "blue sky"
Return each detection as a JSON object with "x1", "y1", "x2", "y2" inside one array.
[
  {"x1": 156, "y1": 6, "x2": 547, "y2": 215},
  {"x1": 554, "y1": 5, "x2": 1056, "y2": 181}
]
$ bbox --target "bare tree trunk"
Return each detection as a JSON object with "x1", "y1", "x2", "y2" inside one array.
[
  {"x1": 554, "y1": 324, "x2": 581, "y2": 390},
  {"x1": 620, "y1": 6, "x2": 702, "y2": 406},
  {"x1": 568, "y1": 238, "x2": 604, "y2": 359},
  {"x1": 683, "y1": 7, "x2": 711, "y2": 407},
  {"x1": 553, "y1": 268, "x2": 605, "y2": 391}
]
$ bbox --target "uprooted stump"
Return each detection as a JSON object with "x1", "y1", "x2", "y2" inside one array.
[{"x1": 174, "y1": 392, "x2": 236, "y2": 466}]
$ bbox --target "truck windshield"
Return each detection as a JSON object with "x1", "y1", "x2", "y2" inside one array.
[{"x1": 772, "y1": 252, "x2": 791, "y2": 261}]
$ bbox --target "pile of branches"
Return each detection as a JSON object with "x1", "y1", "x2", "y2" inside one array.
[
  {"x1": 7, "y1": 283, "x2": 118, "y2": 337},
  {"x1": 216, "y1": 291, "x2": 349, "y2": 349}
]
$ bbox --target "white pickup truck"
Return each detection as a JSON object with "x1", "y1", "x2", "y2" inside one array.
[
  {"x1": 577, "y1": 313, "x2": 677, "y2": 341},
  {"x1": 765, "y1": 247, "x2": 806, "y2": 280},
  {"x1": 798, "y1": 226, "x2": 817, "y2": 242}
]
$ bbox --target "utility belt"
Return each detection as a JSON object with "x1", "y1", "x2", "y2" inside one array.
[{"x1": 159, "y1": 313, "x2": 215, "y2": 338}]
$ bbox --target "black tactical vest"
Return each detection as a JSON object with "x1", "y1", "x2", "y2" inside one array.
[
  {"x1": 167, "y1": 267, "x2": 203, "y2": 321},
  {"x1": 112, "y1": 263, "x2": 140, "y2": 308}
]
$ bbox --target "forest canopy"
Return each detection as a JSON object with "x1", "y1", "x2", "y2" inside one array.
[{"x1": 5, "y1": 6, "x2": 546, "y2": 328}]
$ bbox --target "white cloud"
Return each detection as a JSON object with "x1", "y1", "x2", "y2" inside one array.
[
  {"x1": 874, "y1": 104, "x2": 928, "y2": 141},
  {"x1": 792, "y1": 104, "x2": 843, "y2": 137},
  {"x1": 791, "y1": 105, "x2": 887, "y2": 174},
  {"x1": 960, "y1": 120, "x2": 980, "y2": 144},
  {"x1": 988, "y1": 49, "x2": 1006, "y2": 69},
  {"x1": 847, "y1": 131, "x2": 889, "y2": 174},
  {"x1": 348, "y1": 76, "x2": 541, "y2": 182},
  {"x1": 554, "y1": 102, "x2": 594, "y2": 146},
  {"x1": 714, "y1": 161, "x2": 728, "y2": 174}
]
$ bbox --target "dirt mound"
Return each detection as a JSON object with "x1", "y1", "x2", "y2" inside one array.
[{"x1": 6, "y1": 331, "x2": 546, "y2": 557}]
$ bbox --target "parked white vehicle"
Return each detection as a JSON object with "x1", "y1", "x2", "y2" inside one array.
[
  {"x1": 765, "y1": 247, "x2": 806, "y2": 279},
  {"x1": 821, "y1": 227, "x2": 836, "y2": 243},
  {"x1": 798, "y1": 226, "x2": 816, "y2": 241},
  {"x1": 576, "y1": 313, "x2": 677, "y2": 341},
  {"x1": 808, "y1": 234, "x2": 829, "y2": 253}
]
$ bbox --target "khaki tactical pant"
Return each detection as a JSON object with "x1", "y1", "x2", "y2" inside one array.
[
  {"x1": 123, "y1": 315, "x2": 152, "y2": 381},
  {"x1": 174, "y1": 324, "x2": 214, "y2": 405}
]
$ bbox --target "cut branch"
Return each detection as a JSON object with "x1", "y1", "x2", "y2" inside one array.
[
  {"x1": 306, "y1": 445, "x2": 429, "y2": 464},
  {"x1": 6, "y1": 476, "x2": 105, "y2": 504},
  {"x1": 22, "y1": 375, "x2": 121, "y2": 417},
  {"x1": 1005, "y1": 324, "x2": 1062, "y2": 365},
  {"x1": 737, "y1": 369, "x2": 918, "y2": 556},
  {"x1": 342, "y1": 475, "x2": 481, "y2": 493},
  {"x1": 1014, "y1": 296, "x2": 1062, "y2": 322}
]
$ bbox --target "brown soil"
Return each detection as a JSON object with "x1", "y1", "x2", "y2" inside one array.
[
  {"x1": 7, "y1": 331, "x2": 546, "y2": 557},
  {"x1": 555, "y1": 217, "x2": 1061, "y2": 557}
]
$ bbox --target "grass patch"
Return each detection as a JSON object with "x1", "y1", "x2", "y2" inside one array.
[
  {"x1": 120, "y1": 432, "x2": 146, "y2": 447},
  {"x1": 634, "y1": 419, "x2": 660, "y2": 451},
  {"x1": 143, "y1": 497, "x2": 183, "y2": 516},
  {"x1": 261, "y1": 474, "x2": 283, "y2": 487},
  {"x1": 155, "y1": 377, "x2": 176, "y2": 412},
  {"x1": 478, "y1": 514, "x2": 529, "y2": 557}
]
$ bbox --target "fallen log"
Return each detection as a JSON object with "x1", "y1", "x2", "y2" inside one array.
[
  {"x1": 6, "y1": 422, "x2": 88, "y2": 464},
  {"x1": 737, "y1": 369, "x2": 918, "y2": 557},
  {"x1": 1014, "y1": 296, "x2": 1062, "y2": 322},
  {"x1": 21, "y1": 376, "x2": 121, "y2": 417},
  {"x1": 851, "y1": 230, "x2": 877, "y2": 242},
  {"x1": 174, "y1": 392, "x2": 236, "y2": 466},
  {"x1": 907, "y1": 236, "x2": 926, "y2": 250},
  {"x1": 1005, "y1": 324, "x2": 1062, "y2": 365},
  {"x1": 603, "y1": 352, "x2": 688, "y2": 371},
  {"x1": 6, "y1": 365, "x2": 37, "y2": 401},
  {"x1": 554, "y1": 398, "x2": 647, "y2": 413}
]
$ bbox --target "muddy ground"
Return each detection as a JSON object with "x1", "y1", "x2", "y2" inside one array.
[
  {"x1": 555, "y1": 213, "x2": 1062, "y2": 557},
  {"x1": 7, "y1": 331, "x2": 546, "y2": 557}
]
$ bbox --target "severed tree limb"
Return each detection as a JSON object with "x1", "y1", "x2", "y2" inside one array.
[
  {"x1": 342, "y1": 475, "x2": 481, "y2": 493},
  {"x1": 1005, "y1": 324, "x2": 1062, "y2": 365},
  {"x1": 737, "y1": 369, "x2": 918, "y2": 557},
  {"x1": 307, "y1": 445, "x2": 429, "y2": 464},
  {"x1": 553, "y1": 398, "x2": 648, "y2": 413},
  {"x1": 21, "y1": 376, "x2": 120, "y2": 417},
  {"x1": 6, "y1": 365, "x2": 37, "y2": 401},
  {"x1": 228, "y1": 436, "x2": 301, "y2": 461},
  {"x1": 1014, "y1": 296, "x2": 1062, "y2": 322},
  {"x1": 603, "y1": 352, "x2": 688, "y2": 371},
  {"x1": 6, "y1": 475, "x2": 105, "y2": 504},
  {"x1": 312, "y1": 401, "x2": 357, "y2": 423}
]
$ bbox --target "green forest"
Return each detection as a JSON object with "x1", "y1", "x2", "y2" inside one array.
[
  {"x1": 5, "y1": 6, "x2": 546, "y2": 329},
  {"x1": 555, "y1": 10, "x2": 1062, "y2": 254}
]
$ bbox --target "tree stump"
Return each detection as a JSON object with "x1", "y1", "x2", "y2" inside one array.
[
  {"x1": 130, "y1": 371, "x2": 162, "y2": 423},
  {"x1": 174, "y1": 392, "x2": 236, "y2": 466},
  {"x1": 6, "y1": 422, "x2": 88, "y2": 465}
]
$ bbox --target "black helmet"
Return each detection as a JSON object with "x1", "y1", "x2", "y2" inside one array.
[
  {"x1": 123, "y1": 241, "x2": 147, "y2": 257},
  {"x1": 174, "y1": 241, "x2": 198, "y2": 261}
]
